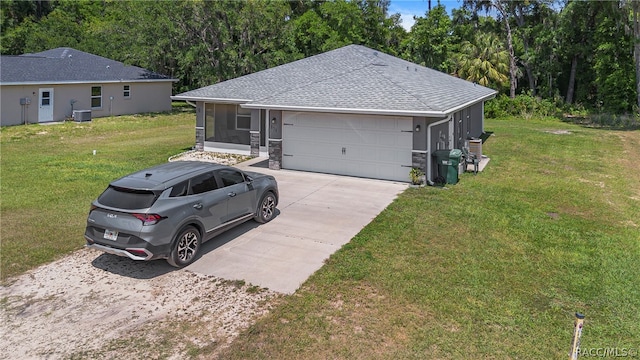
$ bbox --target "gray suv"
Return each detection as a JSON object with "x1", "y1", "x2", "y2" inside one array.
[{"x1": 85, "y1": 161, "x2": 278, "y2": 267}]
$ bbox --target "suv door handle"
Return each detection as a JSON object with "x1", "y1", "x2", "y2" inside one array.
[
  {"x1": 193, "y1": 203, "x2": 203, "y2": 210},
  {"x1": 227, "y1": 192, "x2": 236, "y2": 197}
]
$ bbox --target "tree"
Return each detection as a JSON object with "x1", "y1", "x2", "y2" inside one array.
[
  {"x1": 89, "y1": 1, "x2": 183, "y2": 82},
  {"x1": 172, "y1": 0, "x2": 300, "y2": 88},
  {"x1": 557, "y1": 0, "x2": 597, "y2": 104},
  {"x1": 464, "y1": 0, "x2": 518, "y2": 98},
  {"x1": 453, "y1": 32, "x2": 509, "y2": 89},
  {"x1": 1, "y1": 0, "x2": 100, "y2": 55},
  {"x1": 528, "y1": 10, "x2": 560, "y2": 99},
  {"x1": 623, "y1": 0, "x2": 640, "y2": 110},
  {"x1": 291, "y1": 0, "x2": 404, "y2": 57},
  {"x1": 402, "y1": 4, "x2": 455, "y2": 72},
  {"x1": 513, "y1": 1, "x2": 558, "y2": 97},
  {"x1": 463, "y1": 0, "x2": 559, "y2": 98},
  {"x1": 592, "y1": 1, "x2": 635, "y2": 113}
]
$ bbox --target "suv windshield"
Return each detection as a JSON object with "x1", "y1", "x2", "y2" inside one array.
[{"x1": 98, "y1": 186, "x2": 158, "y2": 210}]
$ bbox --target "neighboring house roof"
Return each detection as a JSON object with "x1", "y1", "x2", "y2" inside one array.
[
  {"x1": 173, "y1": 44, "x2": 497, "y2": 117},
  {"x1": 0, "y1": 47, "x2": 176, "y2": 85}
]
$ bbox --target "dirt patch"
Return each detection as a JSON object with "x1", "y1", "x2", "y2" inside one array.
[
  {"x1": 545, "y1": 129, "x2": 572, "y2": 135},
  {"x1": 0, "y1": 248, "x2": 279, "y2": 359}
]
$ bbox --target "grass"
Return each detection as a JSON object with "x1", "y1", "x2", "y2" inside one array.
[
  {"x1": 217, "y1": 117, "x2": 640, "y2": 359},
  {"x1": 0, "y1": 110, "x2": 194, "y2": 280},
  {"x1": 1, "y1": 113, "x2": 638, "y2": 358}
]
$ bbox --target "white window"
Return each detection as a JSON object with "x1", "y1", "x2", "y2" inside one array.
[
  {"x1": 41, "y1": 91, "x2": 51, "y2": 106},
  {"x1": 91, "y1": 86, "x2": 102, "y2": 109},
  {"x1": 123, "y1": 85, "x2": 131, "y2": 98},
  {"x1": 236, "y1": 105, "x2": 251, "y2": 130}
]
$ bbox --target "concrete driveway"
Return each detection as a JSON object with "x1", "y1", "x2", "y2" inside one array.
[{"x1": 186, "y1": 158, "x2": 407, "y2": 294}]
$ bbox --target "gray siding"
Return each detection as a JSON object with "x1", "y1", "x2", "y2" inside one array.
[{"x1": 469, "y1": 102, "x2": 484, "y2": 138}]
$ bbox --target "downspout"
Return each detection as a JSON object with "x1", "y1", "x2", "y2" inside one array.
[
  {"x1": 186, "y1": 100, "x2": 197, "y2": 108},
  {"x1": 426, "y1": 115, "x2": 452, "y2": 184}
]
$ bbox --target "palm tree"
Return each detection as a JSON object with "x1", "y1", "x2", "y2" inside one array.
[{"x1": 453, "y1": 32, "x2": 510, "y2": 90}]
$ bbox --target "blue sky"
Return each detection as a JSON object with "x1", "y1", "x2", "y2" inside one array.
[{"x1": 388, "y1": 0, "x2": 464, "y2": 31}]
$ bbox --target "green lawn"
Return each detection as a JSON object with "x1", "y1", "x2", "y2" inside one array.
[
  {"x1": 1, "y1": 114, "x2": 638, "y2": 358},
  {"x1": 0, "y1": 111, "x2": 194, "y2": 279},
  {"x1": 219, "y1": 117, "x2": 640, "y2": 359}
]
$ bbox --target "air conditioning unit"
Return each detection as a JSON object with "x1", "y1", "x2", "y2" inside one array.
[
  {"x1": 468, "y1": 139, "x2": 482, "y2": 158},
  {"x1": 73, "y1": 110, "x2": 92, "y2": 122}
]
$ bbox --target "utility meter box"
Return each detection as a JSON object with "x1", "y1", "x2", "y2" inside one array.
[{"x1": 20, "y1": 97, "x2": 31, "y2": 105}]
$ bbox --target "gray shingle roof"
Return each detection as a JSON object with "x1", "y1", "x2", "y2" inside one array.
[
  {"x1": 0, "y1": 48, "x2": 174, "y2": 84},
  {"x1": 173, "y1": 45, "x2": 497, "y2": 116}
]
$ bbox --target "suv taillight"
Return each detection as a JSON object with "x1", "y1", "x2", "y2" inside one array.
[{"x1": 132, "y1": 213, "x2": 164, "y2": 225}]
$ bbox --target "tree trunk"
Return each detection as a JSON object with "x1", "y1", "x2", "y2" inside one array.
[
  {"x1": 506, "y1": 26, "x2": 517, "y2": 98},
  {"x1": 566, "y1": 55, "x2": 578, "y2": 104},
  {"x1": 634, "y1": 0, "x2": 640, "y2": 111},
  {"x1": 515, "y1": 3, "x2": 535, "y2": 96},
  {"x1": 497, "y1": 2, "x2": 518, "y2": 98},
  {"x1": 525, "y1": 64, "x2": 536, "y2": 96}
]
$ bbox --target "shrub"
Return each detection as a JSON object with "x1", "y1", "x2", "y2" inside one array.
[
  {"x1": 485, "y1": 94, "x2": 563, "y2": 119},
  {"x1": 587, "y1": 113, "x2": 640, "y2": 129}
]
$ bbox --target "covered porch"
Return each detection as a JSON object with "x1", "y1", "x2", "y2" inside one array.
[{"x1": 194, "y1": 102, "x2": 269, "y2": 157}]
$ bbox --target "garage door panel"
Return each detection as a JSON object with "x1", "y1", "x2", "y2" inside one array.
[
  {"x1": 292, "y1": 113, "x2": 340, "y2": 128},
  {"x1": 284, "y1": 154, "x2": 348, "y2": 175},
  {"x1": 378, "y1": 148, "x2": 409, "y2": 163},
  {"x1": 283, "y1": 112, "x2": 412, "y2": 182},
  {"x1": 345, "y1": 144, "x2": 403, "y2": 163},
  {"x1": 343, "y1": 130, "x2": 374, "y2": 145},
  {"x1": 376, "y1": 132, "x2": 410, "y2": 147}
]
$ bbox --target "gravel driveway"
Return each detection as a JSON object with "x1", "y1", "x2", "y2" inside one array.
[{"x1": 0, "y1": 248, "x2": 279, "y2": 359}]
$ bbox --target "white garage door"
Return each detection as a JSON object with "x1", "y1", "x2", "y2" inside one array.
[{"x1": 282, "y1": 112, "x2": 413, "y2": 182}]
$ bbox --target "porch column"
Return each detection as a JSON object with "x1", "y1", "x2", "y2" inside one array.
[
  {"x1": 268, "y1": 110, "x2": 282, "y2": 170},
  {"x1": 195, "y1": 102, "x2": 205, "y2": 151},
  {"x1": 250, "y1": 109, "x2": 260, "y2": 157},
  {"x1": 412, "y1": 117, "x2": 428, "y2": 178}
]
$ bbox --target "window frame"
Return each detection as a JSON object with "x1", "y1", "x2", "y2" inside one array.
[
  {"x1": 235, "y1": 105, "x2": 251, "y2": 131},
  {"x1": 169, "y1": 180, "x2": 190, "y2": 197},
  {"x1": 188, "y1": 172, "x2": 219, "y2": 195},
  {"x1": 123, "y1": 85, "x2": 131, "y2": 99},
  {"x1": 216, "y1": 169, "x2": 246, "y2": 188},
  {"x1": 41, "y1": 91, "x2": 51, "y2": 106},
  {"x1": 98, "y1": 186, "x2": 158, "y2": 210},
  {"x1": 91, "y1": 85, "x2": 102, "y2": 109}
]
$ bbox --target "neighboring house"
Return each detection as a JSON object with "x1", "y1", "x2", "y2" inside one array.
[
  {"x1": 0, "y1": 48, "x2": 177, "y2": 126},
  {"x1": 172, "y1": 45, "x2": 497, "y2": 183}
]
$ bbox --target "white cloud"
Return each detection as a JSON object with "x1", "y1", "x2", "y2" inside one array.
[
  {"x1": 399, "y1": 12, "x2": 417, "y2": 31},
  {"x1": 388, "y1": 1, "x2": 426, "y2": 32}
]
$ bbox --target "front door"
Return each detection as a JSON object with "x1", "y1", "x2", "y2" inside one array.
[{"x1": 38, "y1": 88, "x2": 54, "y2": 122}]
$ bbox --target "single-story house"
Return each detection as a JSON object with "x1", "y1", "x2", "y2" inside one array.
[
  {"x1": 172, "y1": 45, "x2": 497, "y2": 183},
  {"x1": 0, "y1": 48, "x2": 177, "y2": 126}
]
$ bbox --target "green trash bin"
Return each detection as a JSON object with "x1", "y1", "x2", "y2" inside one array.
[{"x1": 433, "y1": 149, "x2": 462, "y2": 184}]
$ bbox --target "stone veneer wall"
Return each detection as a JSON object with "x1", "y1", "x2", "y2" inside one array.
[
  {"x1": 250, "y1": 131, "x2": 260, "y2": 157},
  {"x1": 269, "y1": 140, "x2": 282, "y2": 170},
  {"x1": 412, "y1": 151, "x2": 427, "y2": 172},
  {"x1": 195, "y1": 128, "x2": 204, "y2": 151}
]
